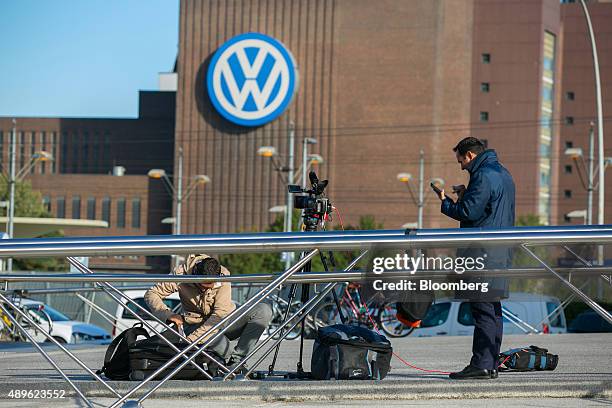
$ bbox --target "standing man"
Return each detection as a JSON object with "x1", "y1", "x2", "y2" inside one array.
[{"x1": 435, "y1": 137, "x2": 515, "y2": 380}]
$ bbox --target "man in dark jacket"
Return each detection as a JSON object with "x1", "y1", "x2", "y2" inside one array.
[{"x1": 435, "y1": 137, "x2": 515, "y2": 380}]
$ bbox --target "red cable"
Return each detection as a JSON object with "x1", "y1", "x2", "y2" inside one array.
[
  {"x1": 361, "y1": 302, "x2": 452, "y2": 375},
  {"x1": 332, "y1": 206, "x2": 345, "y2": 230}
]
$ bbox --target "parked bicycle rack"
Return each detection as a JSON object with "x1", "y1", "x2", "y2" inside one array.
[{"x1": 0, "y1": 224, "x2": 610, "y2": 407}]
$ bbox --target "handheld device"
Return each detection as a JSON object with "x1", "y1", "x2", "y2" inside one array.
[{"x1": 430, "y1": 182, "x2": 442, "y2": 195}]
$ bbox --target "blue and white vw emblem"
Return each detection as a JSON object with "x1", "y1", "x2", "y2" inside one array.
[{"x1": 207, "y1": 32, "x2": 298, "y2": 127}]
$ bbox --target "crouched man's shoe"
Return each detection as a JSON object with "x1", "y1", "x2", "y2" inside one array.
[
  {"x1": 226, "y1": 358, "x2": 252, "y2": 379},
  {"x1": 490, "y1": 369, "x2": 498, "y2": 379},
  {"x1": 449, "y1": 365, "x2": 494, "y2": 380}
]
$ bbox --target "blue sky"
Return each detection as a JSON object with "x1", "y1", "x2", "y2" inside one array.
[{"x1": 0, "y1": 0, "x2": 179, "y2": 118}]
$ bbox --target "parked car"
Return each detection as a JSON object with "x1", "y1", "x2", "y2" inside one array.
[
  {"x1": 112, "y1": 290, "x2": 181, "y2": 337},
  {"x1": 568, "y1": 310, "x2": 612, "y2": 333},
  {"x1": 411, "y1": 292, "x2": 567, "y2": 337},
  {"x1": 15, "y1": 298, "x2": 111, "y2": 344}
]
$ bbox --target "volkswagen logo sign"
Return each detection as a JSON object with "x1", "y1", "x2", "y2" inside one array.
[{"x1": 206, "y1": 32, "x2": 298, "y2": 127}]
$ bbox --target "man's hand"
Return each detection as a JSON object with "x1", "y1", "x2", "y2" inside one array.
[
  {"x1": 453, "y1": 184, "x2": 466, "y2": 200},
  {"x1": 167, "y1": 314, "x2": 184, "y2": 327},
  {"x1": 435, "y1": 188, "x2": 446, "y2": 201}
]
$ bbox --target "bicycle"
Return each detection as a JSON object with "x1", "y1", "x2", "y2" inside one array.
[{"x1": 312, "y1": 283, "x2": 415, "y2": 338}]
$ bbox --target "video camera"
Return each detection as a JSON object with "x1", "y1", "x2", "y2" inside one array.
[{"x1": 288, "y1": 171, "x2": 332, "y2": 231}]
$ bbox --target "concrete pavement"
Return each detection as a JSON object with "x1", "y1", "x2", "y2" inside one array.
[{"x1": 0, "y1": 333, "x2": 609, "y2": 406}]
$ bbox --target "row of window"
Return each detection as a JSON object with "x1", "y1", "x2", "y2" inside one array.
[
  {"x1": 0, "y1": 131, "x2": 58, "y2": 175},
  {"x1": 44, "y1": 196, "x2": 142, "y2": 229}
]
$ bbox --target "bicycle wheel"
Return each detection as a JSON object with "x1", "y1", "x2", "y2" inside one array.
[
  {"x1": 312, "y1": 302, "x2": 347, "y2": 329},
  {"x1": 378, "y1": 303, "x2": 414, "y2": 337},
  {"x1": 266, "y1": 302, "x2": 303, "y2": 340}
]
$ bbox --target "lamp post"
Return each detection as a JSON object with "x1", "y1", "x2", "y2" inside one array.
[
  {"x1": 396, "y1": 149, "x2": 444, "y2": 229},
  {"x1": 302, "y1": 137, "x2": 317, "y2": 187},
  {"x1": 4, "y1": 119, "x2": 54, "y2": 272},
  {"x1": 578, "y1": 0, "x2": 605, "y2": 268},
  {"x1": 564, "y1": 125, "x2": 612, "y2": 226},
  {"x1": 148, "y1": 147, "x2": 210, "y2": 267},
  {"x1": 258, "y1": 127, "x2": 324, "y2": 269}
]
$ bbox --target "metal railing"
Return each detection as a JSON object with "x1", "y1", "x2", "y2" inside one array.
[{"x1": 0, "y1": 224, "x2": 610, "y2": 408}]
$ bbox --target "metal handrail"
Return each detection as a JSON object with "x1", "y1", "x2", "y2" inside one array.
[
  {"x1": 3, "y1": 224, "x2": 611, "y2": 246},
  {"x1": 1, "y1": 266, "x2": 610, "y2": 285},
  {"x1": 0, "y1": 226, "x2": 611, "y2": 257}
]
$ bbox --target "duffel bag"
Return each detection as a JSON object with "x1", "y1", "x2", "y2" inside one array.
[
  {"x1": 497, "y1": 345, "x2": 558, "y2": 371},
  {"x1": 311, "y1": 324, "x2": 392, "y2": 380}
]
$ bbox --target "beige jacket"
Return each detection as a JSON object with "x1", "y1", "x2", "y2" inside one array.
[{"x1": 144, "y1": 254, "x2": 236, "y2": 343}]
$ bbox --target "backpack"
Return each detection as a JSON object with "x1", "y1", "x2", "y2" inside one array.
[
  {"x1": 98, "y1": 325, "x2": 223, "y2": 380},
  {"x1": 97, "y1": 325, "x2": 149, "y2": 380},
  {"x1": 497, "y1": 345, "x2": 558, "y2": 372},
  {"x1": 311, "y1": 324, "x2": 392, "y2": 380}
]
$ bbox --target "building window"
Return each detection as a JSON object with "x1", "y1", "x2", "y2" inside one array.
[
  {"x1": 479, "y1": 112, "x2": 489, "y2": 122},
  {"x1": 117, "y1": 198, "x2": 126, "y2": 228},
  {"x1": 565, "y1": 116, "x2": 574, "y2": 125},
  {"x1": 30, "y1": 132, "x2": 36, "y2": 174},
  {"x1": 564, "y1": 165, "x2": 573, "y2": 174},
  {"x1": 565, "y1": 141, "x2": 573, "y2": 149},
  {"x1": 60, "y1": 132, "x2": 68, "y2": 174},
  {"x1": 481, "y1": 53, "x2": 491, "y2": 64},
  {"x1": 102, "y1": 197, "x2": 111, "y2": 226},
  {"x1": 51, "y1": 132, "x2": 57, "y2": 174},
  {"x1": 42, "y1": 196, "x2": 51, "y2": 213},
  {"x1": 131, "y1": 198, "x2": 141, "y2": 229},
  {"x1": 480, "y1": 82, "x2": 490, "y2": 93},
  {"x1": 72, "y1": 196, "x2": 81, "y2": 219},
  {"x1": 40, "y1": 132, "x2": 46, "y2": 174},
  {"x1": 87, "y1": 197, "x2": 96, "y2": 220},
  {"x1": 56, "y1": 197, "x2": 65, "y2": 218},
  {"x1": 564, "y1": 190, "x2": 572, "y2": 199},
  {"x1": 566, "y1": 91, "x2": 575, "y2": 100},
  {"x1": 19, "y1": 132, "x2": 25, "y2": 170}
]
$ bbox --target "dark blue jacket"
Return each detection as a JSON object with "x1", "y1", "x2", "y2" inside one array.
[
  {"x1": 440, "y1": 149, "x2": 515, "y2": 299},
  {"x1": 441, "y1": 149, "x2": 515, "y2": 229}
]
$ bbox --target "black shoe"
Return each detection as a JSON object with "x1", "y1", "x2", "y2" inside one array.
[
  {"x1": 226, "y1": 358, "x2": 250, "y2": 377},
  {"x1": 490, "y1": 369, "x2": 498, "y2": 379},
  {"x1": 449, "y1": 365, "x2": 492, "y2": 380}
]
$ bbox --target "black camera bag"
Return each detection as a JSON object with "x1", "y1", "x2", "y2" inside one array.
[{"x1": 311, "y1": 324, "x2": 392, "y2": 380}]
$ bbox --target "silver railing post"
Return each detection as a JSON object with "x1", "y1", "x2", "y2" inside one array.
[
  {"x1": 111, "y1": 249, "x2": 318, "y2": 408},
  {"x1": 230, "y1": 251, "x2": 369, "y2": 380},
  {"x1": 66, "y1": 257, "x2": 219, "y2": 380},
  {"x1": 520, "y1": 244, "x2": 612, "y2": 325},
  {"x1": 0, "y1": 293, "x2": 121, "y2": 404}
]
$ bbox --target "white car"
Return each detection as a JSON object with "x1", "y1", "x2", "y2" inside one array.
[
  {"x1": 15, "y1": 298, "x2": 111, "y2": 344},
  {"x1": 112, "y1": 290, "x2": 181, "y2": 337},
  {"x1": 411, "y1": 292, "x2": 568, "y2": 337}
]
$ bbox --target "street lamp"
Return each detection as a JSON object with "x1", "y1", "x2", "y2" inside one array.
[
  {"x1": 396, "y1": 150, "x2": 444, "y2": 229},
  {"x1": 148, "y1": 147, "x2": 210, "y2": 267},
  {"x1": 3, "y1": 119, "x2": 55, "y2": 272},
  {"x1": 565, "y1": 209, "x2": 587, "y2": 225},
  {"x1": 564, "y1": 123, "x2": 612, "y2": 226}
]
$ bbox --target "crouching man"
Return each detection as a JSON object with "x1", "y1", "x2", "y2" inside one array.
[{"x1": 144, "y1": 254, "x2": 273, "y2": 373}]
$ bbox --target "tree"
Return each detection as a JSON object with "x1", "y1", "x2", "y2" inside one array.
[{"x1": 0, "y1": 179, "x2": 67, "y2": 271}]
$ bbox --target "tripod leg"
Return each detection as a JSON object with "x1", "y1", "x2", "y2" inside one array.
[
  {"x1": 297, "y1": 260, "x2": 311, "y2": 374},
  {"x1": 320, "y1": 251, "x2": 346, "y2": 324},
  {"x1": 268, "y1": 282, "x2": 299, "y2": 375}
]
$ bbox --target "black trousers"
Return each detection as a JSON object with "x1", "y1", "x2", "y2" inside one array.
[{"x1": 469, "y1": 301, "x2": 503, "y2": 370}]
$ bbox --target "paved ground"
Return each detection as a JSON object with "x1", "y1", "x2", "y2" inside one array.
[{"x1": 0, "y1": 333, "x2": 609, "y2": 407}]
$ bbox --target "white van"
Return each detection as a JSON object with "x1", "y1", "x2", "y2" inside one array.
[
  {"x1": 412, "y1": 292, "x2": 567, "y2": 337},
  {"x1": 112, "y1": 290, "x2": 181, "y2": 337}
]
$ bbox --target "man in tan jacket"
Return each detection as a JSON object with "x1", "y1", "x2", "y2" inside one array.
[{"x1": 144, "y1": 254, "x2": 272, "y2": 370}]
